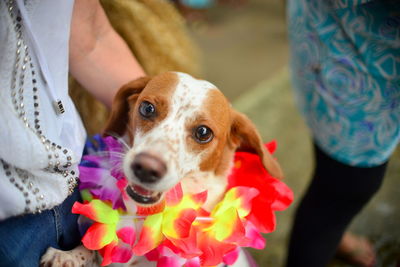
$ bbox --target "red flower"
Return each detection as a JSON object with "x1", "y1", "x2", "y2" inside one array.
[{"x1": 227, "y1": 141, "x2": 293, "y2": 233}]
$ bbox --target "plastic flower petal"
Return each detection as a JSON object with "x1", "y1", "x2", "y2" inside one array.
[
  {"x1": 133, "y1": 213, "x2": 164, "y2": 255},
  {"x1": 98, "y1": 241, "x2": 117, "y2": 266},
  {"x1": 244, "y1": 221, "x2": 266, "y2": 249},
  {"x1": 158, "y1": 256, "x2": 182, "y2": 267},
  {"x1": 163, "y1": 191, "x2": 207, "y2": 238},
  {"x1": 192, "y1": 206, "x2": 244, "y2": 266},
  {"x1": 97, "y1": 237, "x2": 134, "y2": 266},
  {"x1": 227, "y1": 141, "x2": 294, "y2": 233},
  {"x1": 99, "y1": 240, "x2": 133, "y2": 266},
  {"x1": 223, "y1": 248, "x2": 240, "y2": 265},
  {"x1": 163, "y1": 208, "x2": 197, "y2": 239},
  {"x1": 74, "y1": 136, "x2": 294, "y2": 266},
  {"x1": 73, "y1": 199, "x2": 139, "y2": 266},
  {"x1": 196, "y1": 230, "x2": 237, "y2": 266},
  {"x1": 198, "y1": 186, "x2": 257, "y2": 247},
  {"x1": 72, "y1": 200, "x2": 119, "y2": 250},
  {"x1": 144, "y1": 244, "x2": 194, "y2": 267},
  {"x1": 165, "y1": 183, "x2": 184, "y2": 206},
  {"x1": 78, "y1": 135, "x2": 126, "y2": 210},
  {"x1": 82, "y1": 222, "x2": 117, "y2": 251},
  {"x1": 208, "y1": 207, "x2": 245, "y2": 242},
  {"x1": 134, "y1": 190, "x2": 206, "y2": 257},
  {"x1": 79, "y1": 166, "x2": 124, "y2": 209},
  {"x1": 211, "y1": 186, "x2": 259, "y2": 219},
  {"x1": 184, "y1": 257, "x2": 201, "y2": 267},
  {"x1": 162, "y1": 192, "x2": 207, "y2": 258},
  {"x1": 72, "y1": 199, "x2": 119, "y2": 224},
  {"x1": 164, "y1": 222, "x2": 202, "y2": 258},
  {"x1": 110, "y1": 242, "x2": 133, "y2": 264}
]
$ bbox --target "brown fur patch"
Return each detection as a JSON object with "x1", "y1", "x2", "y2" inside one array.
[
  {"x1": 104, "y1": 72, "x2": 179, "y2": 144},
  {"x1": 188, "y1": 89, "x2": 232, "y2": 175},
  {"x1": 187, "y1": 88, "x2": 283, "y2": 178},
  {"x1": 103, "y1": 76, "x2": 151, "y2": 137},
  {"x1": 230, "y1": 110, "x2": 284, "y2": 179},
  {"x1": 130, "y1": 72, "x2": 179, "y2": 137}
]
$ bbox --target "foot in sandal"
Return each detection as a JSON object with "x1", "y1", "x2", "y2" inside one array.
[{"x1": 336, "y1": 232, "x2": 376, "y2": 267}]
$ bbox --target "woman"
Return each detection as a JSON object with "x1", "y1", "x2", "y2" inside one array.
[
  {"x1": 286, "y1": 0, "x2": 400, "y2": 266},
  {"x1": 0, "y1": 1, "x2": 144, "y2": 265}
]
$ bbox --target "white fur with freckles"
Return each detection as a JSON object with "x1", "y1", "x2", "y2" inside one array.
[{"x1": 123, "y1": 72, "x2": 218, "y2": 192}]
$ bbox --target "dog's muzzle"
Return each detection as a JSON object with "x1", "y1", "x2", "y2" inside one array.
[
  {"x1": 131, "y1": 152, "x2": 166, "y2": 183},
  {"x1": 126, "y1": 152, "x2": 166, "y2": 205}
]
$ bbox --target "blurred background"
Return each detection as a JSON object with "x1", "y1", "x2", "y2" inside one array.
[
  {"x1": 180, "y1": 0, "x2": 400, "y2": 266},
  {"x1": 74, "y1": 0, "x2": 400, "y2": 266}
]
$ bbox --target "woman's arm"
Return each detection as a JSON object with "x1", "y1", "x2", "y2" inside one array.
[{"x1": 69, "y1": 0, "x2": 145, "y2": 108}]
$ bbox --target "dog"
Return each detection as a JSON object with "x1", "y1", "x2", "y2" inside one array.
[{"x1": 40, "y1": 72, "x2": 283, "y2": 267}]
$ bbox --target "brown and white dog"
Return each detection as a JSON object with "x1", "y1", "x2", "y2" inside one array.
[{"x1": 41, "y1": 72, "x2": 283, "y2": 267}]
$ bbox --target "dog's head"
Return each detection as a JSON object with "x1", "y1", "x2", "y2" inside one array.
[{"x1": 104, "y1": 72, "x2": 282, "y2": 207}]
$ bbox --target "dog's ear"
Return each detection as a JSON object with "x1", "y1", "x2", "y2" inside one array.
[
  {"x1": 230, "y1": 110, "x2": 283, "y2": 179},
  {"x1": 103, "y1": 76, "x2": 151, "y2": 136}
]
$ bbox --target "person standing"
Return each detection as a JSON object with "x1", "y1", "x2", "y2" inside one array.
[{"x1": 286, "y1": 0, "x2": 400, "y2": 266}]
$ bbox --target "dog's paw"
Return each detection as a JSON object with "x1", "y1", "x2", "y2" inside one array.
[{"x1": 40, "y1": 245, "x2": 97, "y2": 267}]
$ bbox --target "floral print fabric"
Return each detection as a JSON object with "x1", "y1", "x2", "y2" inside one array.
[{"x1": 288, "y1": 0, "x2": 400, "y2": 166}]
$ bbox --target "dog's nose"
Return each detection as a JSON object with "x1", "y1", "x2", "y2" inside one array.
[{"x1": 131, "y1": 152, "x2": 167, "y2": 183}]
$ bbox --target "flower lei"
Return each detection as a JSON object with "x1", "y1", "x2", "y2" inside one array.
[{"x1": 72, "y1": 135, "x2": 293, "y2": 266}]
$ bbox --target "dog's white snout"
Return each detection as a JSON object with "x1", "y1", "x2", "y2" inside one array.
[{"x1": 131, "y1": 152, "x2": 167, "y2": 184}]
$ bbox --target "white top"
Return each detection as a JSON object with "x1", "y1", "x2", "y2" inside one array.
[{"x1": 0, "y1": 0, "x2": 86, "y2": 220}]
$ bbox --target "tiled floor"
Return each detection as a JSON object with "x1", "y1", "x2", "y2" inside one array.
[{"x1": 189, "y1": 1, "x2": 400, "y2": 266}]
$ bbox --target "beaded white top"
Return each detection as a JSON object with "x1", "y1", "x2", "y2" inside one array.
[{"x1": 0, "y1": 0, "x2": 86, "y2": 220}]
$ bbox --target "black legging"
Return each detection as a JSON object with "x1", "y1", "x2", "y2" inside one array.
[{"x1": 286, "y1": 143, "x2": 387, "y2": 267}]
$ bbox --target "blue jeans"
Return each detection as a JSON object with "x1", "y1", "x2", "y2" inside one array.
[{"x1": 0, "y1": 188, "x2": 82, "y2": 267}]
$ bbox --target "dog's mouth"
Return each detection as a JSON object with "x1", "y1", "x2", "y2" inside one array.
[{"x1": 126, "y1": 184, "x2": 163, "y2": 205}]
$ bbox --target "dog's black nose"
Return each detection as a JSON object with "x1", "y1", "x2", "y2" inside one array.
[{"x1": 131, "y1": 152, "x2": 167, "y2": 183}]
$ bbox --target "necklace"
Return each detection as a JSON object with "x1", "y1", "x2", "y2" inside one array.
[{"x1": 74, "y1": 136, "x2": 293, "y2": 266}]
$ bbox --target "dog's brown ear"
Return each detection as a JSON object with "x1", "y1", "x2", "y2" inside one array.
[
  {"x1": 103, "y1": 76, "x2": 151, "y2": 136},
  {"x1": 230, "y1": 110, "x2": 283, "y2": 179}
]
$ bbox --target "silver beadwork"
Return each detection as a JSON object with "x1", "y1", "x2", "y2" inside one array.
[{"x1": 4, "y1": 0, "x2": 78, "y2": 216}]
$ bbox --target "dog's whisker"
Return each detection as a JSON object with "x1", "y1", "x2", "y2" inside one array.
[
  {"x1": 109, "y1": 164, "x2": 123, "y2": 169},
  {"x1": 110, "y1": 159, "x2": 124, "y2": 167},
  {"x1": 115, "y1": 137, "x2": 130, "y2": 151},
  {"x1": 91, "y1": 151, "x2": 125, "y2": 159},
  {"x1": 105, "y1": 132, "x2": 131, "y2": 151},
  {"x1": 94, "y1": 150, "x2": 126, "y2": 157},
  {"x1": 111, "y1": 165, "x2": 124, "y2": 173},
  {"x1": 107, "y1": 151, "x2": 126, "y2": 158},
  {"x1": 109, "y1": 159, "x2": 123, "y2": 166}
]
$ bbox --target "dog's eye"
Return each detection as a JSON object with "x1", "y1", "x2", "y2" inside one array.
[
  {"x1": 139, "y1": 101, "x2": 156, "y2": 118},
  {"x1": 193, "y1": 125, "x2": 213, "y2": 144}
]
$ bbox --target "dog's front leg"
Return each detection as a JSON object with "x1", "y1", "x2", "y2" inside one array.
[{"x1": 40, "y1": 245, "x2": 97, "y2": 267}]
